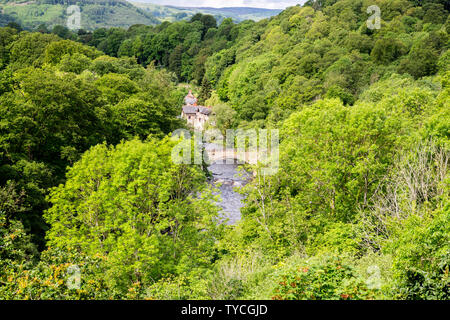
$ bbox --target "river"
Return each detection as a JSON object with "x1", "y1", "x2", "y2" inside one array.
[{"x1": 204, "y1": 143, "x2": 251, "y2": 225}]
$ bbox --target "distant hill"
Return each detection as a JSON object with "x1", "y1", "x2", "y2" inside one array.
[
  {"x1": 130, "y1": 2, "x2": 282, "y2": 23},
  {"x1": 0, "y1": 0, "x2": 160, "y2": 30},
  {"x1": 0, "y1": 0, "x2": 282, "y2": 30}
]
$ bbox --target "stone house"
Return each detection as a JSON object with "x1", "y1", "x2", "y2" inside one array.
[{"x1": 181, "y1": 90, "x2": 211, "y2": 131}]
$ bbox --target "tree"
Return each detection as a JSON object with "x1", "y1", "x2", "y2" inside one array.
[
  {"x1": 35, "y1": 24, "x2": 49, "y2": 34},
  {"x1": 0, "y1": 27, "x2": 18, "y2": 70},
  {"x1": 371, "y1": 38, "x2": 407, "y2": 65},
  {"x1": 6, "y1": 21, "x2": 22, "y2": 32},
  {"x1": 8, "y1": 32, "x2": 59, "y2": 70},
  {"x1": 58, "y1": 53, "x2": 92, "y2": 74},
  {"x1": 191, "y1": 14, "x2": 217, "y2": 39},
  {"x1": 398, "y1": 46, "x2": 439, "y2": 79},
  {"x1": 44, "y1": 39, "x2": 101, "y2": 66},
  {"x1": 45, "y1": 138, "x2": 221, "y2": 295},
  {"x1": 198, "y1": 76, "x2": 212, "y2": 105},
  {"x1": 94, "y1": 73, "x2": 140, "y2": 105},
  {"x1": 210, "y1": 103, "x2": 237, "y2": 135},
  {"x1": 97, "y1": 28, "x2": 127, "y2": 57},
  {"x1": 169, "y1": 44, "x2": 184, "y2": 79}
]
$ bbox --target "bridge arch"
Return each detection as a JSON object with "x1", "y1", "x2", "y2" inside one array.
[{"x1": 204, "y1": 143, "x2": 262, "y2": 165}]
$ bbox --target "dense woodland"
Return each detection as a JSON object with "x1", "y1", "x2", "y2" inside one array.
[
  {"x1": 0, "y1": 0, "x2": 280, "y2": 30},
  {"x1": 0, "y1": 0, "x2": 449, "y2": 299},
  {"x1": 0, "y1": 0, "x2": 160, "y2": 30}
]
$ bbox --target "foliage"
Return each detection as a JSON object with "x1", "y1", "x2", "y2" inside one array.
[
  {"x1": 44, "y1": 138, "x2": 222, "y2": 295},
  {"x1": 133, "y1": 2, "x2": 282, "y2": 24},
  {"x1": 271, "y1": 256, "x2": 378, "y2": 300},
  {"x1": 0, "y1": 0, "x2": 159, "y2": 31},
  {"x1": 0, "y1": 0, "x2": 448, "y2": 300},
  {"x1": 0, "y1": 33, "x2": 184, "y2": 250},
  {"x1": 387, "y1": 204, "x2": 449, "y2": 300}
]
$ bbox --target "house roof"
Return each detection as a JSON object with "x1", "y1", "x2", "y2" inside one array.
[
  {"x1": 184, "y1": 90, "x2": 198, "y2": 106},
  {"x1": 182, "y1": 91, "x2": 211, "y2": 117},
  {"x1": 182, "y1": 106, "x2": 199, "y2": 114},
  {"x1": 183, "y1": 105, "x2": 211, "y2": 115},
  {"x1": 199, "y1": 106, "x2": 211, "y2": 115}
]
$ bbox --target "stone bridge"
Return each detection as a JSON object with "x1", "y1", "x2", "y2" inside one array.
[{"x1": 204, "y1": 143, "x2": 264, "y2": 165}]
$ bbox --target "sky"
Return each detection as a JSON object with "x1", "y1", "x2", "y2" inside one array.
[{"x1": 132, "y1": 0, "x2": 305, "y2": 9}]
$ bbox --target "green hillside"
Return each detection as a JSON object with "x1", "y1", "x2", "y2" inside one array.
[
  {"x1": 0, "y1": 0, "x2": 449, "y2": 301},
  {"x1": 0, "y1": 0, "x2": 282, "y2": 30},
  {"x1": 131, "y1": 2, "x2": 282, "y2": 23},
  {"x1": 0, "y1": 0, "x2": 159, "y2": 30}
]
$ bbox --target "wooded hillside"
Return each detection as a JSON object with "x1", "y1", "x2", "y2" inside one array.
[{"x1": 0, "y1": 0, "x2": 448, "y2": 300}]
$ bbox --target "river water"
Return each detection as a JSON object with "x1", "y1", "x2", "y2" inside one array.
[{"x1": 205, "y1": 143, "x2": 251, "y2": 225}]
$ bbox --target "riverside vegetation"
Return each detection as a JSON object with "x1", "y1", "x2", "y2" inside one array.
[{"x1": 0, "y1": 0, "x2": 449, "y2": 300}]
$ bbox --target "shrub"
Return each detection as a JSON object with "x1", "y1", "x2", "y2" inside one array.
[{"x1": 271, "y1": 256, "x2": 378, "y2": 300}]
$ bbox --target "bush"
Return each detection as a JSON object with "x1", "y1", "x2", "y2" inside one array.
[
  {"x1": 271, "y1": 256, "x2": 378, "y2": 300},
  {"x1": 387, "y1": 204, "x2": 450, "y2": 300}
]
